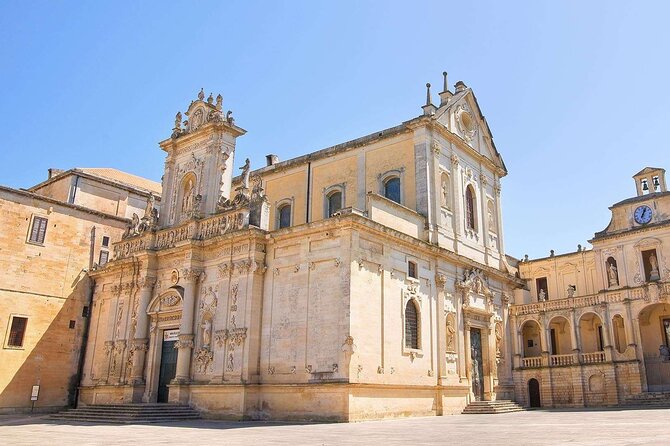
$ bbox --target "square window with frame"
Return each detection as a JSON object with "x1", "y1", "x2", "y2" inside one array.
[
  {"x1": 6, "y1": 316, "x2": 28, "y2": 348},
  {"x1": 28, "y1": 216, "x2": 48, "y2": 245},
  {"x1": 408, "y1": 260, "x2": 418, "y2": 279}
]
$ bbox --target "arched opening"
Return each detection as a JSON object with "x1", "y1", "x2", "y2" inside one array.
[
  {"x1": 578, "y1": 312, "x2": 605, "y2": 354},
  {"x1": 548, "y1": 316, "x2": 572, "y2": 355},
  {"x1": 384, "y1": 176, "x2": 401, "y2": 204},
  {"x1": 638, "y1": 303, "x2": 670, "y2": 391},
  {"x1": 465, "y1": 185, "x2": 476, "y2": 230},
  {"x1": 404, "y1": 300, "x2": 419, "y2": 349},
  {"x1": 326, "y1": 190, "x2": 342, "y2": 217},
  {"x1": 612, "y1": 314, "x2": 627, "y2": 354},
  {"x1": 277, "y1": 203, "x2": 291, "y2": 229},
  {"x1": 606, "y1": 257, "x2": 619, "y2": 287},
  {"x1": 521, "y1": 320, "x2": 542, "y2": 358},
  {"x1": 528, "y1": 378, "x2": 541, "y2": 408}
]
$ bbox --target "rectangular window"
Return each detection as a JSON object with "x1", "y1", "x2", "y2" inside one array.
[
  {"x1": 663, "y1": 318, "x2": 670, "y2": 347},
  {"x1": 536, "y1": 277, "x2": 548, "y2": 301},
  {"x1": 28, "y1": 216, "x2": 48, "y2": 244},
  {"x1": 550, "y1": 328, "x2": 557, "y2": 355},
  {"x1": 7, "y1": 316, "x2": 28, "y2": 347},
  {"x1": 69, "y1": 320, "x2": 76, "y2": 329},
  {"x1": 408, "y1": 260, "x2": 417, "y2": 279},
  {"x1": 597, "y1": 325, "x2": 604, "y2": 351},
  {"x1": 99, "y1": 250, "x2": 109, "y2": 266},
  {"x1": 102, "y1": 236, "x2": 110, "y2": 247}
]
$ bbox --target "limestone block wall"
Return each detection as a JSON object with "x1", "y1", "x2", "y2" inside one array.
[{"x1": 0, "y1": 188, "x2": 126, "y2": 413}]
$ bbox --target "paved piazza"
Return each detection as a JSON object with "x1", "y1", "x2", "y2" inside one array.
[{"x1": 1, "y1": 409, "x2": 669, "y2": 445}]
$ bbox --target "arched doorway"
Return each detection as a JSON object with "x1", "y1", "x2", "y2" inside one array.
[
  {"x1": 528, "y1": 378, "x2": 541, "y2": 408},
  {"x1": 638, "y1": 303, "x2": 670, "y2": 391}
]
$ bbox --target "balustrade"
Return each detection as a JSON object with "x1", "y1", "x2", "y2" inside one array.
[
  {"x1": 550, "y1": 353, "x2": 577, "y2": 366},
  {"x1": 522, "y1": 357, "x2": 542, "y2": 368},
  {"x1": 580, "y1": 351, "x2": 606, "y2": 364}
]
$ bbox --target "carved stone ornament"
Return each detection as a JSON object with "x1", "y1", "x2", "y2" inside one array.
[
  {"x1": 456, "y1": 268, "x2": 493, "y2": 298},
  {"x1": 446, "y1": 312, "x2": 457, "y2": 353},
  {"x1": 341, "y1": 336, "x2": 356, "y2": 354},
  {"x1": 450, "y1": 153, "x2": 459, "y2": 166},
  {"x1": 435, "y1": 273, "x2": 447, "y2": 288},
  {"x1": 194, "y1": 348, "x2": 214, "y2": 373},
  {"x1": 160, "y1": 293, "x2": 180, "y2": 307},
  {"x1": 170, "y1": 269, "x2": 179, "y2": 285}
]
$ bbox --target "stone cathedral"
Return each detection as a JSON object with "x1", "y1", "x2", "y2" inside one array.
[
  {"x1": 79, "y1": 78, "x2": 521, "y2": 420},
  {"x1": 77, "y1": 79, "x2": 670, "y2": 420}
]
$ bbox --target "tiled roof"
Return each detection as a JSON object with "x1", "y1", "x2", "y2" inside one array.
[{"x1": 77, "y1": 168, "x2": 161, "y2": 195}]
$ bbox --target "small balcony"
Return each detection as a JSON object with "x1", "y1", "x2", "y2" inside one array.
[{"x1": 521, "y1": 352, "x2": 607, "y2": 369}]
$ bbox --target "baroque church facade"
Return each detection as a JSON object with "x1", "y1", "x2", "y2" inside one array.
[{"x1": 78, "y1": 77, "x2": 523, "y2": 420}]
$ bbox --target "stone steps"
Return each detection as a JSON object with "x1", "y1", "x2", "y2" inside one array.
[
  {"x1": 623, "y1": 392, "x2": 670, "y2": 408},
  {"x1": 462, "y1": 400, "x2": 525, "y2": 414},
  {"x1": 48, "y1": 404, "x2": 201, "y2": 424}
]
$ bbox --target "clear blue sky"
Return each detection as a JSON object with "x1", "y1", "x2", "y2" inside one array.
[{"x1": 1, "y1": 1, "x2": 669, "y2": 259}]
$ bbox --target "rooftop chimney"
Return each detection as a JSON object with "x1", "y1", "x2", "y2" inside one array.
[
  {"x1": 266, "y1": 154, "x2": 279, "y2": 166},
  {"x1": 48, "y1": 168, "x2": 64, "y2": 179}
]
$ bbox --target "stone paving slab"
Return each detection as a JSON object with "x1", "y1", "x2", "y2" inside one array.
[{"x1": 2, "y1": 408, "x2": 670, "y2": 445}]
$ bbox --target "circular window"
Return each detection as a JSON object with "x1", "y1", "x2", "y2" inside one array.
[{"x1": 460, "y1": 110, "x2": 474, "y2": 133}]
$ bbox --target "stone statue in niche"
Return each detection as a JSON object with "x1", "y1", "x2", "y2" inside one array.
[
  {"x1": 201, "y1": 319, "x2": 212, "y2": 349},
  {"x1": 566, "y1": 285, "x2": 576, "y2": 298},
  {"x1": 182, "y1": 177, "x2": 195, "y2": 215},
  {"x1": 607, "y1": 262, "x2": 619, "y2": 287},
  {"x1": 488, "y1": 206, "x2": 495, "y2": 230},
  {"x1": 446, "y1": 313, "x2": 456, "y2": 352},
  {"x1": 441, "y1": 178, "x2": 449, "y2": 208},
  {"x1": 650, "y1": 252, "x2": 660, "y2": 280},
  {"x1": 495, "y1": 322, "x2": 503, "y2": 359},
  {"x1": 538, "y1": 289, "x2": 547, "y2": 302}
]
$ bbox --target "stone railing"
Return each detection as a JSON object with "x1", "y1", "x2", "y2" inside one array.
[
  {"x1": 550, "y1": 353, "x2": 578, "y2": 366},
  {"x1": 513, "y1": 288, "x2": 651, "y2": 316},
  {"x1": 522, "y1": 357, "x2": 542, "y2": 368},
  {"x1": 112, "y1": 208, "x2": 250, "y2": 261},
  {"x1": 580, "y1": 351, "x2": 606, "y2": 364}
]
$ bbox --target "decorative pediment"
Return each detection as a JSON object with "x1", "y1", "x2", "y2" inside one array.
[
  {"x1": 171, "y1": 89, "x2": 236, "y2": 139},
  {"x1": 148, "y1": 288, "x2": 183, "y2": 314},
  {"x1": 456, "y1": 268, "x2": 493, "y2": 298}
]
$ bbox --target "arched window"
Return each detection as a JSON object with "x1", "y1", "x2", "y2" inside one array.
[
  {"x1": 326, "y1": 191, "x2": 342, "y2": 217},
  {"x1": 465, "y1": 185, "x2": 476, "y2": 230},
  {"x1": 405, "y1": 300, "x2": 419, "y2": 349},
  {"x1": 384, "y1": 177, "x2": 401, "y2": 204},
  {"x1": 278, "y1": 204, "x2": 291, "y2": 229}
]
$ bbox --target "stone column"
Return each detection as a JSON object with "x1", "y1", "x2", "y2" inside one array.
[
  {"x1": 450, "y1": 155, "x2": 462, "y2": 247},
  {"x1": 485, "y1": 320, "x2": 497, "y2": 401},
  {"x1": 624, "y1": 299, "x2": 637, "y2": 350},
  {"x1": 464, "y1": 321, "x2": 472, "y2": 390},
  {"x1": 174, "y1": 269, "x2": 202, "y2": 383},
  {"x1": 538, "y1": 313, "x2": 550, "y2": 366},
  {"x1": 130, "y1": 276, "x2": 156, "y2": 385},
  {"x1": 510, "y1": 311, "x2": 521, "y2": 368},
  {"x1": 571, "y1": 309, "x2": 582, "y2": 363},
  {"x1": 631, "y1": 317, "x2": 649, "y2": 392},
  {"x1": 435, "y1": 274, "x2": 447, "y2": 381},
  {"x1": 600, "y1": 304, "x2": 613, "y2": 361}
]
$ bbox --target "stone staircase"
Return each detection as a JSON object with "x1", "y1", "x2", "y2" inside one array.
[
  {"x1": 622, "y1": 392, "x2": 670, "y2": 408},
  {"x1": 48, "y1": 403, "x2": 201, "y2": 424},
  {"x1": 462, "y1": 400, "x2": 525, "y2": 414}
]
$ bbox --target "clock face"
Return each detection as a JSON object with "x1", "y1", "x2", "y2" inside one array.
[{"x1": 634, "y1": 205, "x2": 653, "y2": 225}]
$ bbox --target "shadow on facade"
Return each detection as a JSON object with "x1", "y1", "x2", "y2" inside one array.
[{"x1": 0, "y1": 275, "x2": 90, "y2": 414}]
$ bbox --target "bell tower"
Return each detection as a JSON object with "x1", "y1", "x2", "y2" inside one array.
[
  {"x1": 633, "y1": 167, "x2": 667, "y2": 196},
  {"x1": 158, "y1": 89, "x2": 246, "y2": 227}
]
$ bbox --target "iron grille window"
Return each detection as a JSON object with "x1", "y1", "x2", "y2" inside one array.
[
  {"x1": 278, "y1": 205, "x2": 291, "y2": 229},
  {"x1": 405, "y1": 301, "x2": 419, "y2": 349},
  {"x1": 327, "y1": 191, "x2": 342, "y2": 217},
  {"x1": 465, "y1": 186, "x2": 475, "y2": 230},
  {"x1": 29, "y1": 216, "x2": 48, "y2": 244},
  {"x1": 384, "y1": 177, "x2": 401, "y2": 204},
  {"x1": 8, "y1": 316, "x2": 27, "y2": 347}
]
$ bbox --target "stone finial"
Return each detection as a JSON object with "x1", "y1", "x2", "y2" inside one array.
[
  {"x1": 207, "y1": 93, "x2": 214, "y2": 104},
  {"x1": 550, "y1": 249, "x2": 555, "y2": 257},
  {"x1": 454, "y1": 80, "x2": 467, "y2": 92},
  {"x1": 439, "y1": 71, "x2": 453, "y2": 106},
  {"x1": 215, "y1": 94, "x2": 223, "y2": 110},
  {"x1": 422, "y1": 82, "x2": 437, "y2": 116},
  {"x1": 198, "y1": 88, "x2": 205, "y2": 100},
  {"x1": 174, "y1": 112, "x2": 182, "y2": 130},
  {"x1": 524, "y1": 254, "x2": 529, "y2": 262},
  {"x1": 577, "y1": 244, "x2": 582, "y2": 252}
]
